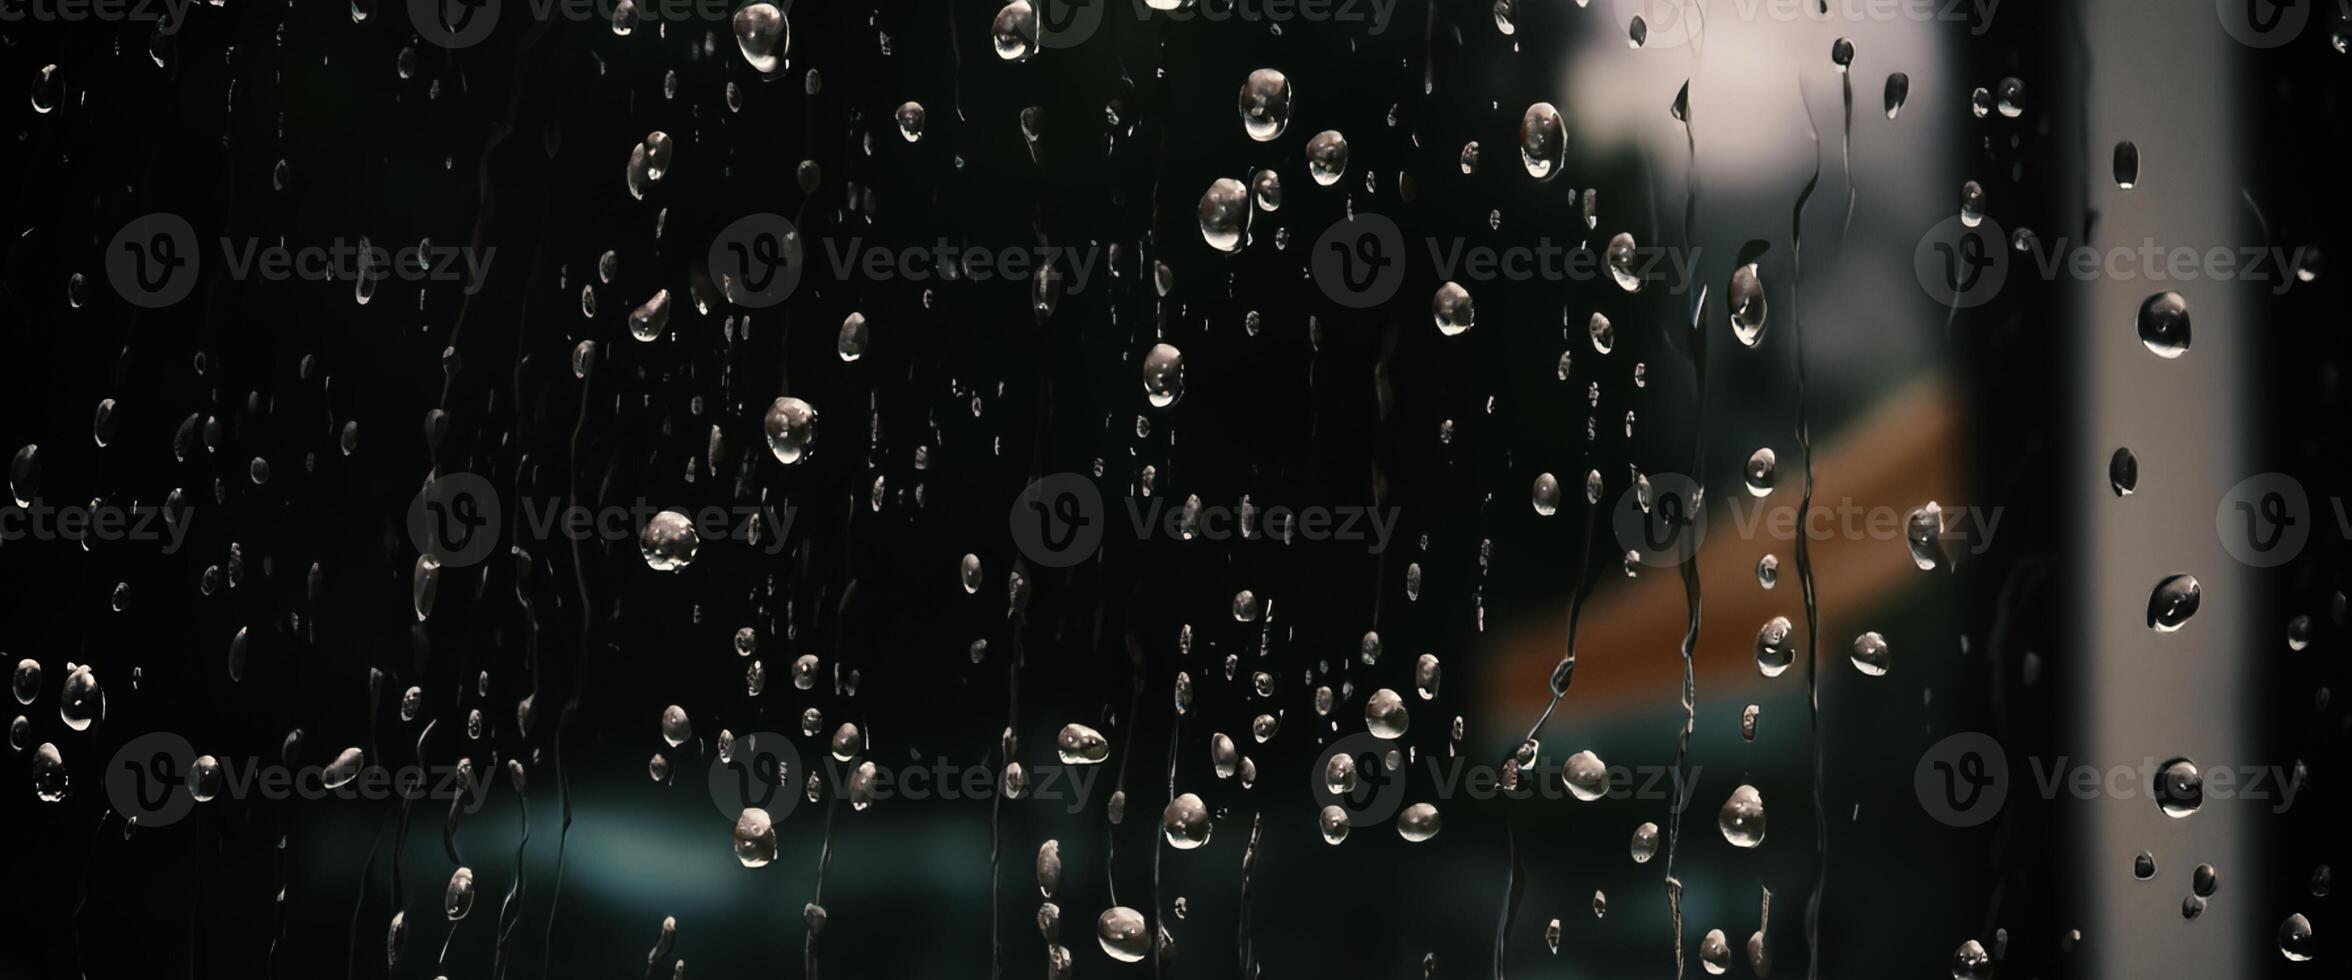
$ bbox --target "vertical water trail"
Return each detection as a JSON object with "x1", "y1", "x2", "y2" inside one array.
[
  {"x1": 540, "y1": 347, "x2": 600, "y2": 980},
  {"x1": 806, "y1": 793, "x2": 840, "y2": 980},
  {"x1": 1662, "y1": 81, "x2": 1707, "y2": 980},
  {"x1": 345, "y1": 669, "x2": 388, "y2": 980},
  {"x1": 1790, "y1": 75, "x2": 1829, "y2": 980},
  {"x1": 988, "y1": 585, "x2": 1026, "y2": 980},
  {"x1": 809, "y1": 566, "x2": 860, "y2": 978},
  {"x1": 1237, "y1": 811, "x2": 1263, "y2": 977},
  {"x1": 1108, "y1": 633, "x2": 1144, "y2": 908},
  {"x1": 1490, "y1": 822, "x2": 1527, "y2": 979},
  {"x1": 1839, "y1": 60, "x2": 1856, "y2": 238},
  {"x1": 1153, "y1": 708, "x2": 1178, "y2": 980}
]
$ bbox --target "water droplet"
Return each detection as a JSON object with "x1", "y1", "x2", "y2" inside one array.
[
  {"x1": 1519, "y1": 103, "x2": 1564, "y2": 179},
  {"x1": 2278, "y1": 913, "x2": 2315, "y2": 962},
  {"x1": 1306, "y1": 130, "x2": 1350, "y2": 186},
  {"x1": 990, "y1": 1, "x2": 1036, "y2": 61},
  {"x1": 1849, "y1": 631, "x2": 1891, "y2": 676},
  {"x1": 1885, "y1": 73, "x2": 1910, "y2": 118},
  {"x1": 1397, "y1": 802, "x2": 1442, "y2": 842},
  {"x1": 1238, "y1": 69, "x2": 1292, "y2": 142},
  {"x1": 1198, "y1": 178, "x2": 1248, "y2": 252},
  {"x1": 2136, "y1": 291, "x2": 2191, "y2": 358},
  {"x1": 2147, "y1": 574, "x2": 2201, "y2": 631},
  {"x1": 2114, "y1": 141, "x2": 2140, "y2": 189},
  {"x1": 1630, "y1": 822, "x2": 1659, "y2": 863},
  {"x1": 731, "y1": 3, "x2": 788, "y2": 73},
  {"x1": 1432, "y1": 281, "x2": 1476, "y2": 336},
  {"x1": 2156, "y1": 757, "x2": 2203, "y2": 817},
  {"x1": 1589, "y1": 312, "x2": 1617, "y2": 352},
  {"x1": 2109, "y1": 448, "x2": 2138, "y2": 496},
  {"x1": 1952, "y1": 939, "x2": 1991, "y2": 980},
  {"x1": 1143, "y1": 343, "x2": 1185, "y2": 408},
  {"x1": 1728, "y1": 263, "x2": 1767, "y2": 347},
  {"x1": 763, "y1": 396, "x2": 818, "y2": 464},
  {"x1": 1606, "y1": 234, "x2": 1643, "y2": 292},
  {"x1": 1161, "y1": 793, "x2": 1211, "y2": 848},
  {"x1": 640, "y1": 511, "x2": 701, "y2": 571},
  {"x1": 1906, "y1": 502, "x2": 1947, "y2": 571},
  {"x1": 1755, "y1": 617, "x2": 1795, "y2": 677},
  {"x1": 1745, "y1": 448, "x2": 1777, "y2": 497},
  {"x1": 1365, "y1": 688, "x2": 1410, "y2": 738},
  {"x1": 1701, "y1": 929, "x2": 1732, "y2": 975},
  {"x1": 1564, "y1": 750, "x2": 1609, "y2": 801}
]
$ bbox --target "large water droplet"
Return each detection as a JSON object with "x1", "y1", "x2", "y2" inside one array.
[
  {"x1": 1238, "y1": 69, "x2": 1292, "y2": 142},
  {"x1": 1718, "y1": 784, "x2": 1766, "y2": 847},
  {"x1": 2136, "y1": 291, "x2": 2191, "y2": 358},
  {"x1": 1432, "y1": 281, "x2": 1476, "y2": 336},
  {"x1": 1519, "y1": 103, "x2": 1564, "y2": 179},
  {"x1": 2147, "y1": 574, "x2": 2201, "y2": 631}
]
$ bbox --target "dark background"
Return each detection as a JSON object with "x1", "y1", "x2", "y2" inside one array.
[{"x1": 2, "y1": 2, "x2": 2345, "y2": 979}]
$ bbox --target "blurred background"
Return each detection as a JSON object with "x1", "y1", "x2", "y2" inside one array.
[{"x1": 2, "y1": 1, "x2": 2347, "y2": 978}]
